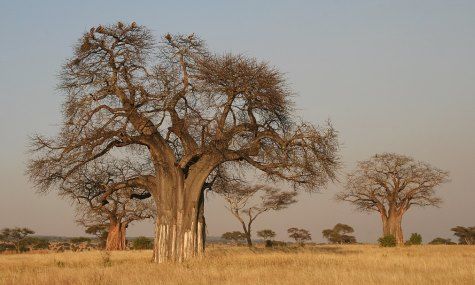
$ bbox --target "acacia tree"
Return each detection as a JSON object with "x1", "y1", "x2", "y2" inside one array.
[
  {"x1": 337, "y1": 153, "x2": 449, "y2": 245},
  {"x1": 0, "y1": 227, "x2": 35, "y2": 253},
  {"x1": 221, "y1": 231, "x2": 246, "y2": 245},
  {"x1": 322, "y1": 223, "x2": 356, "y2": 244},
  {"x1": 287, "y1": 228, "x2": 311, "y2": 245},
  {"x1": 27, "y1": 22, "x2": 339, "y2": 263},
  {"x1": 257, "y1": 229, "x2": 276, "y2": 241},
  {"x1": 67, "y1": 160, "x2": 154, "y2": 250},
  {"x1": 451, "y1": 226, "x2": 475, "y2": 245},
  {"x1": 214, "y1": 177, "x2": 297, "y2": 247}
]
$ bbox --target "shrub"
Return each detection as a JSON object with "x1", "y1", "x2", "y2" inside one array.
[
  {"x1": 429, "y1": 237, "x2": 456, "y2": 245},
  {"x1": 405, "y1": 233, "x2": 422, "y2": 245},
  {"x1": 132, "y1": 236, "x2": 153, "y2": 250},
  {"x1": 70, "y1": 237, "x2": 91, "y2": 244},
  {"x1": 221, "y1": 231, "x2": 246, "y2": 244},
  {"x1": 378, "y1": 235, "x2": 396, "y2": 247}
]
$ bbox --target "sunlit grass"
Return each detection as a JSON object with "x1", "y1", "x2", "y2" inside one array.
[{"x1": 0, "y1": 244, "x2": 473, "y2": 285}]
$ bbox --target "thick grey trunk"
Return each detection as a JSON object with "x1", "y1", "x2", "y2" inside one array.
[{"x1": 151, "y1": 172, "x2": 207, "y2": 263}]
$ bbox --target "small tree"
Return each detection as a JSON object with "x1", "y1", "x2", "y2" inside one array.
[
  {"x1": 451, "y1": 226, "x2": 475, "y2": 245},
  {"x1": 257, "y1": 229, "x2": 276, "y2": 247},
  {"x1": 0, "y1": 227, "x2": 35, "y2": 253},
  {"x1": 85, "y1": 225, "x2": 108, "y2": 248},
  {"x1": 132, "y1": 236, "x2": 153, "y2": 250},
  {"x1": 337, "y1": 153, "x2": 449, "y2": 245},
  {"x1": 21, "y1": 237, "x2": 50, "y2": 251},
  {"x1": 214, "y1": 176, "x2": 297, "y2": 247},
  {"x1": 429, "y1": 237, "x2": 455, "y2": 245},
  {"x1": 378, "y1": 235, "x2": 396, "y2": 247},
  {"x1": 257, "y1": 229, "x2": 276, "y2": 241},
  {"x1": 322, "y1": 223, "x2": 356, "y2": 244},
  {"x1": 222, "y1": 231, "x2": 247, "y2": 245},
  {"x1": 405, "y1": 233, "x2": 422, "y2": 245},
  {"x1": 288, "y1": 228, "x2": 311, "y2": 246}
]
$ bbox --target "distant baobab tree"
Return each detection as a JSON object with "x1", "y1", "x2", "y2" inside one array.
[
  {"x1": 214, "y1": 175, "x2": 297, "y2": 247},
  {"x1": 68, "y1": 160, "x2": 155, "y2": 250},
  {"x1": 337, "y1": 153, "x2": 449, "y2": 245},
  {"x1": 27, "y1": 22, "x2": 339, "y2": 263}
]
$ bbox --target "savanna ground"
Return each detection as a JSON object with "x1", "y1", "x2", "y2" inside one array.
[{"x1": 0, "y1": 244, "x2": 473, "y2": 285}]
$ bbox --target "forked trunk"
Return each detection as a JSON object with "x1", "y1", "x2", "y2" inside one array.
[
  {"x1": 106, "y1": 222, "x2": 127, "y2": 250},
  {"x1": 240, "y1": 223, "x2": 253, "y2": 247},
  {"x1": 151, "y1": 168, "x2": 208, "y2": 263}
]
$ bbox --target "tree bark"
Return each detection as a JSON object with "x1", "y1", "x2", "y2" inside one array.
[
  {"x1": 381, "y1": 211, "x2": 404, "y2": 245},
  {"x1": 151, "y1": 165, "x2": 210, "y2": 263},
  {"x1": 197, "y1": 190, "x2": 206, "y2": 256},
  {"x1": 106, "y1": 222, "x2": 127, "y2": 250}
]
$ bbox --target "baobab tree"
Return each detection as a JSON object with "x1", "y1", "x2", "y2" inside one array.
[
  {"x1": 27, "y1": 22, "x2": 339, "y2": 262},
  {"x1": 214, "y1": 175, "x2": 297, "y2": 247},
  {"x1": 66, "y1": 160, "x2": 155, "y2": 250},
  {"x1": 336, "y1": 153, "x2": 449, "y2": 245}
]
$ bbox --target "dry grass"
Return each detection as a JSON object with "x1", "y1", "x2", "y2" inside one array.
[{"x1": 0, "y1": 244, "x2": 474, "y2": 285}]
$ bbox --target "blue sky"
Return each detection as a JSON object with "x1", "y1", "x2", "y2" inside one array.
[{"x1": 0, "y1": 0, "x2": 474, "y2": 242}]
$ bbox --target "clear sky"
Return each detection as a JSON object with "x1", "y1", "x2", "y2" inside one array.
[{"x1": 1, "y1": 0, "x2": 474, "y2": 243}]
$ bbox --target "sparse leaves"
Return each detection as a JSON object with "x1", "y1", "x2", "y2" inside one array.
[{"x1": 287, "y1": 228, "x2": 311, "y2": 245}]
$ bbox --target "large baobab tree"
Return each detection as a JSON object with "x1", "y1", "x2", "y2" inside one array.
[
  {"x1": 69, "y1": 161, "x2": 155, "y2": 250},
  {"x1": 337, "y1": 153, "x2": 449, "y2": 245},
  {"x1": 214, "y1": 176, "x2": 297, "y2": 247},
  {"x1": 27, "y1": 22, "x2": 339, "y2": 262}
]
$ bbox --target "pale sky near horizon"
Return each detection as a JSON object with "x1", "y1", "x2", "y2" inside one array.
[{"x1": 0, "y1": 0, "x2": 474, "y2": 243}]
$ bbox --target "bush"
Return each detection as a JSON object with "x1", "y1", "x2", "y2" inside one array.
[
  {"x1": 132, "y1": 236, "x2": 153, "y2": 250},
  {"x1": 429, "y1": 237, "x2": 456, "y2": 245},
  {"x1": 405, "y1": 233, "x2": 422, "y2": 245},
  {"x1": 70, "y1": 237, "x2": 91, "y2": 244},
  {"x1": 378, "y1": 235, "x2": 396, "y2": 247}
]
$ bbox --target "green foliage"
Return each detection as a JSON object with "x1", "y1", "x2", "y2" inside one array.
[
  {"x1": 221, "y1": 231, "x2": 246, "y2": 243},
  {"x1": 405, "y1": 233, "x2": 422, "y2": 245},
  {"x1": 265, "y1": 240, "x2": 287, "y2": 247},
  {"x1": 451, "y1": 226, "x2": 475, "y2": 245},
  {"x1": 257, "y1": 229, "x2": 276, "y2": 241},
  {"x1": 21, "y1": 237, "x2": 50, "y2": 250},
  {"x1": 378, "y1": 235, "x2": 396, "y2": 247},
  {"x1": 70, "y1": 237, "x2": 91, "y2": 244},
  {"x1": 132, "y1": 236, "x2": 153, "y2": 250},
  {"x1": 429, "y1": 237, "x2": 456, "y2": 245},
  {"x1": 287, "y1": 228, "x2": 311, "y2": 245},
  {"x1": 322, "y1": 223, "x2": 357, "y2": 244},
  {"x1": 0, "y1": 227, "x2": 35, "y2": 252},
  {"x1": 0, "y1": 243, "x2": 16, "y2": 252}
]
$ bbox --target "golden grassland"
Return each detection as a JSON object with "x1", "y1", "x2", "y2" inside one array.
[{"x1": 0, "y1": 244, "x2": 474, "y2": 285}]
